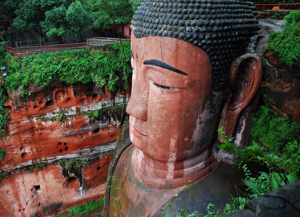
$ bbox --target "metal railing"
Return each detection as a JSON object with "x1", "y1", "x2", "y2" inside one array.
[
  {"x1": 87, "y1": 37, "x2": 130, "y2": 47},
  {"x1": 4, "y1": 37, "x2": 130, "y2": 56}
]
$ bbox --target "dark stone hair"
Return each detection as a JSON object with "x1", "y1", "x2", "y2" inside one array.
[{"x1": 132, "y1": 0, "x2": 259, "y2": 91}]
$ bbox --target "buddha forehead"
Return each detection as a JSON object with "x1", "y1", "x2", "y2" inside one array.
[{"x1": 131, "y1": 0, "x2": 259, "y2": 92}]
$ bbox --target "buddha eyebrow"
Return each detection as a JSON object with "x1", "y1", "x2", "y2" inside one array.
[{"x1": 143, "y1": 59, "x2": 188, "y2": 75}]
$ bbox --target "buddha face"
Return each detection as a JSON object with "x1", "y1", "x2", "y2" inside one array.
[{"x1": 126, "y1": 35, "x2": 224, "y2": 164}]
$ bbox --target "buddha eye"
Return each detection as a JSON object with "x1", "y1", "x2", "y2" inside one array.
[{"x1": 153, "y1": 82, "x2": 180, "y2": 90}]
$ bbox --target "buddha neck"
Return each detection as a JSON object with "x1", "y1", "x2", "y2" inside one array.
[{"x1": 131, "y1": 146, "x2": 219, "y2": 189}]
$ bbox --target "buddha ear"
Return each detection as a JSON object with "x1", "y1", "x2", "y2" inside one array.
[{"x1": 218, "y1": 54, "x2": 262, "y2": 141}]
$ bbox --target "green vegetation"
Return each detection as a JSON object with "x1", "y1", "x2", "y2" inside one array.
[
  {"x1": 161, "y1": 105, "x2": 300, "y2": 217},
  {"x1": 248, "y1": 106, "x2": 299, "y2": 174},
  {"x1": 212, "y1": 106, "x2": 300, "y2": 216},
  {"x1": 0, "y1": 0, "x2": 137, "y2": 37},
  {"x1": 0, "y1": 43, "x2": 9, "y2": 136},
  {"x1": 55, "y1": 106, "x2": 127, "y2": 124},
  {"x1": 0, "y1": 149, "x2": 5, "y2": 160},
  {"x1": 4, "y1": 42, "x2": 131, "y2": 92},
  {"x1": 1, "y1": 0, "x2": 91, "y2": 36},
  {"x1": 86, "y1": 104, "x2": 127, "y2": 122},
  {"x1": 34, "y1": 104, "x2": 126, "y2": 124},
  {"x1": 219, "y1": 106, "x2": 300, "y2": 177},
  {"x1": 40, "y1": 1, "x2": 93, "y2": 37},
  {"x1": 27, "y1": 162, "x2": 49, "y2": 172},
  {"x1": 0, "y1": 88, "x2": 8, "y2": 136},
  {"x1": 129, "y1": 0, "x2": 143, "y2": 11},
  {"x1": 0, "y1": 42, "x2": 6, "y2": 67},
  {"x1": 268, "y1": 11, "x2": 300, "y2": 67},
  {"x1": 162, "y1": 203, "x2": 200, "y2": 217},
  {"x1": 0, "y1": 42, "x2": 131, "y2": 135},
  {"x1": 0, "y1": 158, "x2": 99, "y2": 181},
  {"x1": 0, "y1": 171, "x2": 10, "y2": 180},
  {"x1": 68, "y1": 199, "x2": 104, "y2": 215},
  {"x1": 87, "y1": 0, "x2": 133, "y2": 33},
  {"x1": 58, "y1": 159, "x2": 91, "y2": 170}
]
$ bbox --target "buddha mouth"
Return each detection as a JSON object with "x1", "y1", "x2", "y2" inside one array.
[
  {"x1": 130, "y1": 125, "x2": 148, "y2": 137},
  {"x1": 129, "y1": 116, "x2": 148, "y2": 137}
]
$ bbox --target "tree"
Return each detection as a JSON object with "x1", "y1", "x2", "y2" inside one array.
[
  {"x1": 85, "y1": 0, "x2": 135, "y2": 39},
  {"x1": 40, "y1": 1, "x2": 93, "y2": 37},
  {"x1": 129, "y1": 0, "x2": 143, "y2": 12},
  {"x1": 87, "y1": 0, "x2": 133, "y2": 29},
  {"x1": 1, "y1": 0, "x2": 93, "y2": 37},
  {"x1": 0, "y1": 0, "x2": 140, "y2": 38}
]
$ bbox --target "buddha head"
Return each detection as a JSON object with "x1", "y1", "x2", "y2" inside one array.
[{"x1": 126, "y1": 0, "x2": 262, "y2": 189}]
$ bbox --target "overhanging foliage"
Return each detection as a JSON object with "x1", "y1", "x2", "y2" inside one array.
[{"x1": 0, "y1": 41, "x2": 131, "y2": 136}]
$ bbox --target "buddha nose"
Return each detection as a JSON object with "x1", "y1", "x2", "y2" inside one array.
[{"x1": 126, "y1": 82, "x2": 148, "y2": 121}]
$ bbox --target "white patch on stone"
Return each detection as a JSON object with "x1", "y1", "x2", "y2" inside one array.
[
  {"x1": 234, "y1": 118, "x2": 246, "y2": 147},
  {"x1": 68, "y1": 117, "x2": 72, "y2": 126},
  {"x1": 129, "y1": 116, "x2": 135, "y2": 142},
  {"x1": 79, "y1": 186, "x2": 84, "y2": 195},
  {"x1": 169, "y1": 137, "x2": 177, "y2": 161},
  {"x1": 136, "y1": 148, "x2": 144, "y2": 171},
  {"x1": 166, "y1": 162, "x2": 174, "y2": 179},
  {"x1": 166, "y1": 136, "x2": 178, "y2": 179}
]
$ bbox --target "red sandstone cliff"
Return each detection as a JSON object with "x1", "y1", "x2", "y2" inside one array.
[{"x1": 0, "y1": 81, "x2": 129, "y2": 216}]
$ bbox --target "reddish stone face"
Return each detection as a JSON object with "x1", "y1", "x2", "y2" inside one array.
[{"x1": 126, "y1": 35, "x2": 222, "y2": 188}]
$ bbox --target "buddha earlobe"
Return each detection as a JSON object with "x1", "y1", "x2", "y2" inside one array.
[{"x1": 218, "y1": 54, "x2": 262, "y2": 142}]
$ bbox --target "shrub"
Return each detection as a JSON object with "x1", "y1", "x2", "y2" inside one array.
[
  {"x1": 4, "y1": 41, "x2": 131, "y2": 93},
  {"x1": 0, "y1": 42, "x2": 6, "y2": 67},
  {"x1": 0, "y1": 87, "x2": 8, "y2": 136},
  {"x1": 214, "y1": 106, "x2": 300, "y2": 215},
  {"x1": 268, "y1": 11, "x2": 300, "y2": 67},
  {"x1": 68, "y1": 199, "x2": 104, "y2": 215},
  {"x1": 0, "y1": 42, "x2": 132, "y2": 135}
]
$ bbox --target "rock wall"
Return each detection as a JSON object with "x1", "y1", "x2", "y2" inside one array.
[
  {"x1": 0, "y1": 81, "x2": 130, "y2": 216},
  {"x1": 262, "y1": 52, "x2": 300, "y2": 121},
  {"x1": 227, "y1": 180, "x2": 300, "y2": 217},
  {"x1": 0, "y1": 156, "x2": 113, "y2": 217}
]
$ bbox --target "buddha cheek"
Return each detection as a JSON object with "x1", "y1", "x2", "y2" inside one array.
[{"x1": 147, "y1": 83, "x2": 182, "y2": 161}]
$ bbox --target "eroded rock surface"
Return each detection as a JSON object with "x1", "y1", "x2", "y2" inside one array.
[
  {"x1": 262, "y1": 52, "x2": 300, "y2": 121},
  {"x1": 0, "y1": 82, "x2": 129, "y2": 216},
  {"x1": 0, "y1": 155, "x2": 113, "y2": 217}
]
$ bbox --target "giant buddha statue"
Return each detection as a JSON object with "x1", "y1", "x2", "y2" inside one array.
[{"x1": 104, "y1": 0, "x2": 262, "y2": 216}]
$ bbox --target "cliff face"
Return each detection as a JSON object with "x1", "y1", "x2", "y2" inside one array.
[
  {"x1": 0, "y1": 81, "x2": 129, "y2": 216},
  {"x1": 0, "y1": 156, "x2": 113, "y2": 217},
  {"x1": 263, "y1": 52, "x2": 300, "y2": 121}
]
